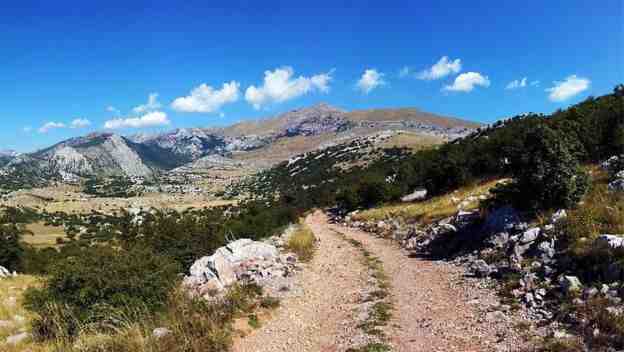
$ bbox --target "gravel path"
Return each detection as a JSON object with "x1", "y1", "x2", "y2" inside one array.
[
  {"x1": 231, "y1": 211, "x2": 369, "y2": 352},
  {"x1": 234, "y1": 211, "x2": 526, "y2": 352}
]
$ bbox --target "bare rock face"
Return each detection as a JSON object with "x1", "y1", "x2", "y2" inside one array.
[
  {"x1": 184, "y1": 239, "x2": 283, "y2": 296},
  {"x1": 102, "y1": 134, "x2": 153, "y2": 177},
  {"x1": 278, "y1": 103, "x2": 348, "y2": 137}
]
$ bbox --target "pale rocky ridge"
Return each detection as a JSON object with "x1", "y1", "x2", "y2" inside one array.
[{"x1": 0, "y1": 103, "x2": 479, "y2": 187}]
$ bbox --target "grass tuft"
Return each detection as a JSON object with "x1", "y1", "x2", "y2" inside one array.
[{"x1": 285, "y1": 224, "x2": 316, "y2": 262}]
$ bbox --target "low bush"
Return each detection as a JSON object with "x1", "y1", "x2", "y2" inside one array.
[{"x1": 24, "y1": 245, "x2": 180, "y2": 340}]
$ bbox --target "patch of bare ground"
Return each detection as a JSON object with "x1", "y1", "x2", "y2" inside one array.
[
  {"x1": 328, "y1": 215, "x2": 531, "y2": 352},
  {"x1": 231, "y1": 211, "x2": 369, "y2": 352},
  {"x1": 234, "y1": 211, "x2": 530, "y2": 352}
]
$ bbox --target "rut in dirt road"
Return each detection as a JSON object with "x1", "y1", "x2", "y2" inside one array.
[{"x1": 234, "y1": 211, "x2": 525, "y2": 352}]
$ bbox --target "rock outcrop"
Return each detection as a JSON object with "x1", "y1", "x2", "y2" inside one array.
[{"x1": 184, "y1": 237, "x2": 299, "y2": 298}]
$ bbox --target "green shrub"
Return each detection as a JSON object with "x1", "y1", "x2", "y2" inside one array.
[
  {"x1": 24, "y1": 245, "x2": 180, "y2": 339},
  {"x1": 496, "y1": 124, "x2": 589, "y2": 211},
  {"x1": 0, "y1": 223, "x2": 28, "y2": 271}
]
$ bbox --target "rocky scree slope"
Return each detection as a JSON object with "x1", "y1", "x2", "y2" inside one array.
[{"x1": 1, "y1": 103, "x2": 477, "y2": 188}]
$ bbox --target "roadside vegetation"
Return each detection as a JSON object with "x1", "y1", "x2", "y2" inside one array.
[
  {"x1": 285, "y1": 223, "x2": 316, "y2": 262},
  {"x1": 352, "y1": 179, "x2": 502, "y2": 224}
]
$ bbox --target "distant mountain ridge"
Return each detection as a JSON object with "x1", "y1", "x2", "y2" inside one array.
[{"x1": 0, "y1": 103, "x2": 480, "y2": 187}]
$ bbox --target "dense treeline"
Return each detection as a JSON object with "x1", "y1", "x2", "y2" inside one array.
[{"x1": 269, "y1": 85, "x2": 623, "y2": 211}]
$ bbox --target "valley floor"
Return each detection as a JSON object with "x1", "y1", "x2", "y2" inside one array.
[{"x1": 234, "y1": 211, "x2": 530, "y2": 352}]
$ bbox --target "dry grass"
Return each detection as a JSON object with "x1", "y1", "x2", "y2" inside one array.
[
  {"x1": 0, "y1": 278, "x2": 275, "y2": 352},
  {"x1": 559, "y1": 168, "x2": 624, "y2": 255},
  {"x1": 353, "y1": 179, "x2": 504, "y2": 223},
  {"x1": 24, "y1": 222, "x2": 66, "y2": 248},
  {"x1": 0, "y1": 275, "x2": 53, "y2": 351},
  {"x1": 377, "y1": 132, "x2": 442, "y2": 151},
  {"x1": 285, "y1": 224, "x2": 316, "y2": 262}
]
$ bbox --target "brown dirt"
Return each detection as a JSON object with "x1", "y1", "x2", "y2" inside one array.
[{"x1": 233, "y1": 211, "x2": 526, "y2": 351}]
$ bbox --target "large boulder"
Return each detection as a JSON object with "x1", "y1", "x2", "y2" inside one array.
[
  {"x1": 401, "y1": 188, "x2": 427, "y2": 202},
  {"x1": 184, "y1": 239, "x2": 280, "y2": 295},
  {"x1": 226, "y1": 239, "x2": 278, "y2": 262}
]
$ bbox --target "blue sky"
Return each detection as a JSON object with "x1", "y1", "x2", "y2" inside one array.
[{"x1": 1, "y1": 0, "x2": 622, "y2": 152}]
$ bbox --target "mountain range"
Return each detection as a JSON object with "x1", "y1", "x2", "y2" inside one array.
[{"x1": 0, "y1": 104, "x2": 479, "y2": 187}]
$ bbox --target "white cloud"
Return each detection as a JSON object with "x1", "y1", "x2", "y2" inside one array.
[
  {"x1": 417, "y1": 56, "x2": 462, "y2": 80},
  {"x1": 244, "y1": 67, "x2": 332, "y2": 109},
  {"x1": 132, "y1": 93, "x2": 161, "y2": 114},
  {"x1": 70, "y1": 118, "x2": 91, "y2": 128},
  {"x1": 106, "y1": 105, "x2": 120, "y2": 114},
  {"x1": 399, "y1": 66, "x2": 411, "y2": 78},
  {"x1": 39, "y1": 122, "x2": 66, "y2": 133},
  {"x1": 172, "y1": 81, "x2": 240, "y2": 113},
  {"x1": 104, "y1": 111, "x2": 170, "y2": 129},
  {"x1": 546, "y1": 75, "x2": 590, "y2": 102},
  {"x1": 443, "y1": 72, "x2": 490, "y2": 92},
  {"x1": 23, "y1": 126, "x2": 32, "y2": 133},
  {"x1": 356, "y1": 69, "x2": 385, "y2": 94},
  {"x1": 505, "y1": 77, "x2": 528, "y2": 90}
]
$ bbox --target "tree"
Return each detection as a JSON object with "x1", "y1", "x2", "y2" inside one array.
[
  {"x1": 0, "y1": 223, "x2": 28, "y2": 271},
  {"x1": 505, "y1": 124, "x2": 589, "y2": 210}
]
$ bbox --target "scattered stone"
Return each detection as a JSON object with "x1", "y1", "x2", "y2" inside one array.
[
  {"x1": 520, "y1": 228, "x2": 540, "y2": 244},
  {"x1": 0, "y1": 266, "x2": 11, "y2": 278},
  {"x1": 401, "y1": 188, "x2": 427, "y2": 202},
  {"x1": 5, "y1": 332, "x2": 30, "y2": 345},
  {"x1": 481, "y1": 206, "x2": 520, "y2": 234},
  {"x1": 559, "y1": 276, "x2": 582, "y2": 294},
  {"x1": 609, "y1": 178, "x2": 624, "y2": 192},
  {"x1": 488, "y1": 232, "x2": 510, "y2": 248},
  {"x1": 152, "y1": 327, "x2": 172, "y2": 339},
  {"x1": 550, "y1": 209, "x2": 567, "y2": 223},
  {"x1": 470, "y1": 259, "x2": 493, "y2": 278},
  {"x1": 594, "y1": 234, "x2": 624, "y2": 252}
]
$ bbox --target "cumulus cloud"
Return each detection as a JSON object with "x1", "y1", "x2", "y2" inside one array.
[
  {"x1": 546, "y1": 75, "x2": 590, "y2": 102},
  {"x1": 104, "y1": 111, "x2": 170, "y2": 129},
  {"x1": 39, "y1": 122, "x2": 66, "y2": 133},
  {"x1": 417, "y1": 56, "x2": 462, "y2": 80},
  {"x1": 244, "y1": 67, "x2": 332, "y2": 109},
  {"x1": 106, "y1": 105, "x2": 120, "y2": 114},
  {"x1": 356, "y1": 69, "x2": 385, "y2": 94},
  {"x1": 505, "y1": 77, "x2": 528, "y2": 90},
  {"x1": 172, "y1": 81, "x2": 240, "y2": 113},
  {"x1": 70, "y1": 118, "x2": 91, "y2": 128},
  {"x1": 443, "y1": 72, "x2": 490, "y2": 92},
  {"x1": 132, "y1": 93, "x2": 161, "y2": 114}
]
